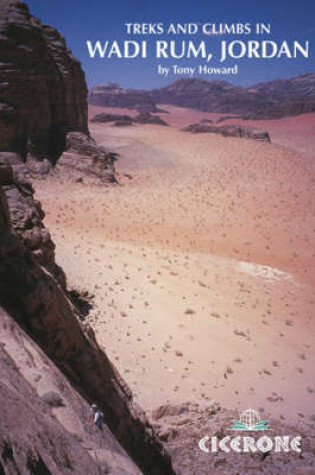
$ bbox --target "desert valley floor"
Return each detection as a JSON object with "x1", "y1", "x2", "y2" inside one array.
[{"x1": 34, "y1": 106, "x2": 315, "y2": 424}]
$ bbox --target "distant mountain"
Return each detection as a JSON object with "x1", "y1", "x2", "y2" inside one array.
[
  {"x1": 89, "y1": 82, "x2": 155, "y2": 108},
  {"x1": 150, "y1": 78, "x2": 270, "y2": 116},
  {"x1": 249, "y1": 73, "x2": 315, "y2": 99},
  {"x1": 88, "y1": 73, "x2": 315, "y2": 119}
]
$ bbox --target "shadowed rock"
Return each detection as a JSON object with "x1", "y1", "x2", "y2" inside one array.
[{"x1": 91, "y1": 113, "x2": 133, "y2": 123}]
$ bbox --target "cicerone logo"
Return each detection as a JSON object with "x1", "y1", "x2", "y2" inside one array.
[
  {"x1": 198, "y1": 408, "x2": 302, "y2": 454},
  {"x1": 231, "y1": 408, "x2": 270, "y2": 431}
]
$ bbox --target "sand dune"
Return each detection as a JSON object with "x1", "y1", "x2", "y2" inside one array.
[{"x1": 34, "y1": 106, "x2": 315, "y2": 423}]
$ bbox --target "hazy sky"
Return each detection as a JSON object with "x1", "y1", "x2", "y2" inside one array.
[{"x1": 24, "y1": 0, "x2": 315, "y2": 89}]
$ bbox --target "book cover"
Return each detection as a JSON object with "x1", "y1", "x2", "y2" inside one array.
[{"x1": 0, "y1": 0, "x2": 314, "y2": 473}]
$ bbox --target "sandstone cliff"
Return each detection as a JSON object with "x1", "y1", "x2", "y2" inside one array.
[
  {"x1": 0, "y1": 158, "x2": 174, "y2": 474},
  {"x1": 0, "y1": 0, "x2": 88, "y2": 163},
  {"x1": 0, "y1": 0, "x2": 116, "y2": 181}
]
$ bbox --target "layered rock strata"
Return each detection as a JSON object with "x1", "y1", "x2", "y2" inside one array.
[{"x1": 0, "y1": 0, "x2": 88, "y2": 163}]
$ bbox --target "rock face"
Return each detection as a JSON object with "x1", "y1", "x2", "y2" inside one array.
[
  {"x1": 89, "y1": 74, "x2": 315, "y2": 119},
  {"x1": 0, "y1": 0, "x2": 88, "y2": 162},
  {"x1": 0, "y1": 159, "x2": 175, "y2": 474},
  {"x1": 0, "y1": 152, "x2": 66, "y2": 286},
  {"x1": 184, "y1": 123, "x2": 271, "y2": 143},
  {"x1": 0, "y1": 0, "x2": 118, "y2": 182},
  {"x1": 0, "y1": 306, "x2": 142, "y2": 475}
]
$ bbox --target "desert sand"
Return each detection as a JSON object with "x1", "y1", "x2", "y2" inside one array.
[{"x1": 34, "y1": 107, "x2": 315, "y2": 424}]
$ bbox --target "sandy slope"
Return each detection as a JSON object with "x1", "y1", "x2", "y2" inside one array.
[{"x1": 34, "y1": 107, "x2": 315, "y2": 424}]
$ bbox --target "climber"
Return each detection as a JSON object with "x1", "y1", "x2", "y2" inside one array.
[{"x1": 91, "y1": 403, "x2": 104, "y2": 430}]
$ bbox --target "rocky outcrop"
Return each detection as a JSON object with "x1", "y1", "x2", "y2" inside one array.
[
  {"x1": 92, "y1": 112, "x2": 169, "y2": 127},
  {"x1": 134, "y1": 112, "x2": 169, "y2": 126},
  {"x1": 89, "y1": 74, "x2": 315, "y2": 120},
  {"x1": 184, "y1": 123, "x2": 271, "y2": 142},
  {"x1": 0, "y1": 0, "x2": 88, "y2": 163},
  {"x1": 56, "y1": 132, "x2": 118, "y2": 183},
  {"x1": 0, "y1": 165, "x2": 174, "y2": 474},
  {"x1": 151, "y1": 402, "x2": 315, "y2": 474}
]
